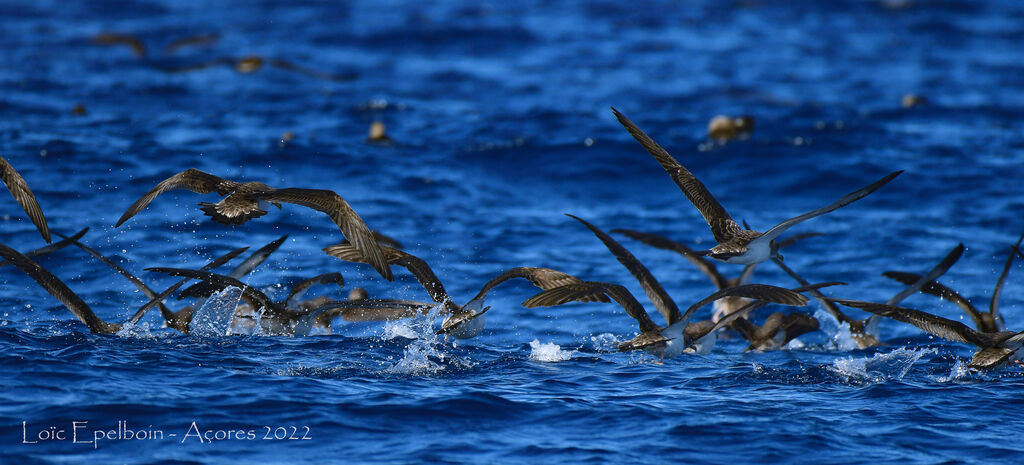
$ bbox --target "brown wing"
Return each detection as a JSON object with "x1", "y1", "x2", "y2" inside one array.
[
  {"x1": 679, "y1": 283, "x2": 809, "y2": 328},
  {"x1": 611, "y1": 108, "x2": 739, "y2": 243},
  {"x1": 0, "y1": 227, "x2": 87, "y2": 267},
  {"x1": 568, "y1": 214, "x2": 683, "y2": 325},
  {"x1": 0, "y1": 156, "x2": 51, "y2": 242},
  {"x1": 323, "y1": 242, "x2": 451, "y2": 312},
  {"x1": 144, "y1": 267, "x2": 284, "y2": 317},
  {"x1": 116, "y1": 168, "x2": 237, "y2": 227},
  {"x1": 759, "y1": 170, "x2": 903, "y2": 242},
  {"x1": 128, "y1": 246, "x2": 249, "y2": 324},
  {"x1": 467, "y1": 266, "x2": 606, "y2": 303},
  {"x1": 523, "y1": 281, "x2": 661, "y2": 333},
  {"x1": 990, "y1": 233, "x2": 1024, "y2": 325},
  {"x1": 882, "y1": 271, "x2": 983, "y2": 329},
  {"x1": 886, "y1": 243, "x2": 963, "y2": 306},
  {"x1": 0, "y1": 241, "x2": 119, "y2": 333},
  {"x1": 178, "y1": 235, "x2": 288, "y2": 299},
  {"x1": 831, "y1": 299, "x2": 991, "y2": 347},
  {"x1": 54, "y1": 231, "x2": 174, "y2": 319},
  {"x1": 259, "y1": 188, "x2": 392, "y2": 281},
  {"x1": 285, "y1": 272, "x2": 346, "y2": 309},
  {"x1": 611, "y1": 228, "x2": 729, "y2": 290},
  {"x1": 772, "y1": 258, "x2": 855, "y2": 325}
]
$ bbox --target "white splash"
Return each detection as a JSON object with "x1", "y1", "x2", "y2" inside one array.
[
  {"x1": 190, "y1": 286, "x2": 242, "y2": 337},
  {"x1": 830, "y1": 347, "x2": 937, "y2": 383},
  {"x1": 590, "y1": 332, "x2": 622, "y2": 351},
  {"x1": 529, "y1": 339, "x2": 575, "y2": 362},
  {"x1": 380, "y1": 305, "x2": 475, "y2": 375},
  {"x1": 815, "y1": 309, "x2": 859, "y2": 351},
  {"x1": 933, "y1": 359, "x2": 973, "y2": 383},
  {"x1": 115, "y1": 321, "x2": 156, "y2": 339}
]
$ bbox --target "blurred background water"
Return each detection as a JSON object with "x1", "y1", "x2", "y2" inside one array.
[{"x1": 1, "y1": 0, "x2": 1023, "y2": 463}]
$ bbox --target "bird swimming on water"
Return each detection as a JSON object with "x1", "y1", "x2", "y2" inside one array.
[{"x1": 610, "y1": 107, "x2": 902, "y2": 265}]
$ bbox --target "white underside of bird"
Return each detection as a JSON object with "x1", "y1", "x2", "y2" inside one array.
[
  {"x1": 447, "y1": 312, "x2": 485, "y2": 339},
  {"x1": 644, "y1": 321, "x2": 688, "y2": 359},
  {"x1": 721, "y1": 236, "x2": 773, "y2": 265}
]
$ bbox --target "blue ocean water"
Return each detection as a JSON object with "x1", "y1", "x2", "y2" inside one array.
[{"x1": 2, "y1": 0, "x2": 1024, "y2": 463}]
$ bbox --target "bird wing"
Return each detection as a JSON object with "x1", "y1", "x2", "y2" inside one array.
[
  {"x1": 145, "y1": 267, "x2": 281, "y2": 316},
  {"x1": 990, "y1": 233, "x2": 1024, "y2": 326},
  {"x1": 0, "y1": 227, "x2": 87, "y2": 267},
  {"x1": 882, "y1": 271, "x2": 982, "y2": 328},
  {"x1": 54, "y1": 231, "x2": 174, "y2": 320},
  {"x1": 128, "y1": 246, "x2": 248, "y2": 324},
  {"x1": 0, "y1": 156, "x2": 51, "y2": 242},
  {"x1": 116, "y1": 168, "x2": 237, "y2": 227},
  {"x1": 611, "y1": 228, "x2": 729, "y2": 290},
  {"x1": 831, "y1": 299, "x2": 989, "y2": 347},
  {"x1": 679, "y1": 283, "x2": 810, "y2": 328},
  {"x1": 772, "y1": 257, "x2": 855, "y2": 325},
  {"x1": 285, "y1": 272, "x2": 345, "y2": 309},
  {"x1": 886, "y1": 243, "x2": 964, "y2": 306},
  {"x1": 758, "y1": 170, "x2": 903, "y2": 242},
  {"x1": 467, "y1": 266, "x2": 605, "y2": 303},
  {"x1": 523, "y1": 281, "x2": 661, "y2": 333},
  {"x1": 259, "y1": 188, "x2": 392, "y2": 281},
  {"x1": 0, "y1": 241, "x2": 117, "y2": 333},
  {"x1": 568, "y1": 214, "x2": 683, "y2": 325},
  {"x1": 611, "y1": 108, "x2": 739, "y2": 243},
  {"x1": 323, "y1": 242, "x2": 453, "y2": 313},
  {"x1": 177, "y1": 235, "x2": 288, "y2": 299}
]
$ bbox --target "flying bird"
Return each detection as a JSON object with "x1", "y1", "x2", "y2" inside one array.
[{"x1": 611, "y1": 107, "x2": 901, "y2": 265}]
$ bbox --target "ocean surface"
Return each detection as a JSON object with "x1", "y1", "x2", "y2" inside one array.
[{"x1": 2, "y1": 0, "x2": 1024, "y2": 463}]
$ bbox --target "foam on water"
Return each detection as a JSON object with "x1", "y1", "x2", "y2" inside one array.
[{"x1": 529, "y1": 339, "x2": 575, "y2": 362}]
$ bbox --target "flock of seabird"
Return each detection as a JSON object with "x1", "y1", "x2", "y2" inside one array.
[{"x1": 2, "y1": 107, "x2": 1022, "y2": 370}]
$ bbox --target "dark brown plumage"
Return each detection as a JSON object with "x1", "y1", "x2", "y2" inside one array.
[
  {"x1": 0, "y1": 156, "x2": 51, "y2": 243},
  {"x1": 115, "y1": 168, "x2": 392, "y2": 281},
  {"x1": 881, "y1": 233, "x2": 1023, "y2": 333},
  {"x1": 611, "y1": 107, "x2": 901, "y2": 264},
  {"x1": 0, "y1": 241, "x2": 120, "y2": 334},
  {"x1": 831, "y1": 299, "x2": 1024, "y2": 370}
]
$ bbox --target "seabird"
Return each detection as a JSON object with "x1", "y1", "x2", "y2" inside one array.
[
  {"x1": 613, "y1": 227, "x2": 822, "y2": 322},
  {"x1": 324, "y1": 242, "x2": 594, "y2": 339},
  {"x1": 882, "y1": 233, "x2": 1024, "y2": 333},
  {"x1": 130, "y1": 246, "x2": 251, "y2": 330},
  {"x1": 0, "y1": 241, "x2": 120, "y2": 334},
  {"x1": 523, "y1": 280, "x2": 813, "y2": 360},
  {"x1": 114, "y1": 168, "x2": 392, "y2": 280},
  {"x1": 162, "y1": 34, "x2": 220, "y2": 54},
  {"x1": 531, "y1": 213, "x2": 812, "y2": 359},
  {"x1": 611, "y1": 107, "x2": 901, "y2": 265},
  {"x1": 773, "y1": 243, "x2": 965, "y2": 348},
  {"x1": 698, "y1": 281, "x2": 845, "y2": 351},
  {"x1": 292, "y1": 288, "x2": 435, "y2": 336},
  {"x1": 145, "y1": 267, "x2": 307, "y2": 334},
  {"x1": 1, "y1": 156, "x2": 51, "y2": 243},
  {"x1": 831, "y1": 299, "x2": 1024, "y2": 370},
  {"x1": 158, "y1": 55, "x2": 357, "y2": 82},
  {"x1": 91, "y1": 33, "x2": 146, "y2": 57}
]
